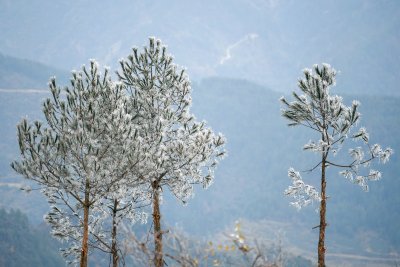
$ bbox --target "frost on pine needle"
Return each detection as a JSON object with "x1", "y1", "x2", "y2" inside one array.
[
  {"x1": 368, "y1": 169, "x2": 382, "y2": 181},
  {"x1": 284, "y1": 168, "x2": 321, "y2": 210},
  {"x1": 349, "y1": 147, "x2": 364, "y2": 162},
  {"x1": 353, "y1": 127, "x2": 369, "y2": 143},
  {"x1": 380, "y1": 147, "x2": 394, "y2": 163}
]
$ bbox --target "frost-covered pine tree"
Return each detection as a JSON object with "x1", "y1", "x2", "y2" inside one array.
[
  {"x1": 117, "y1": 38, "x2": 226, "y2": 267},
  {"x1": 11, "y1": 61, "x2": 146, "y2": 267},
  {"x1": 280, "y1": 64, "x2": 393, "y2": 267}
]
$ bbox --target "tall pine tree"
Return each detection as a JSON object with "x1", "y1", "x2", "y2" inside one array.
[
  {"x1": 118, "y1": 38, "x2": 226, "y2": 267},
  {"x1": 12, "y1": 61, "x2": 145, "y2": 267}
]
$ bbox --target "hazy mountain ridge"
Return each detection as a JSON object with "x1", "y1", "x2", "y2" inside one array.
[
  {"x1": 0, "y1": 53, "x2": 69, "y2": 89},
  {"x1": 0, "y1": 208, "x2": 65, "y2": 267},
  {"x1": 0, "y1": 0, "x2": 399, "y2": 95}
]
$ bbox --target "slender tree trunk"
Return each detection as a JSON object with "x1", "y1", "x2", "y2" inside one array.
[
  {"x1": 318, "y1": 158, "x2": 327, "y2": 267},
  {"x1": 111, "y1": 199, "x2": 119, "y2": 267},
  {"x1": 152, "y1": 182, "x2": 163, "y2": 267},
  {"x1": 80, "y1": 179, "x2": 90, "y2": 267}
]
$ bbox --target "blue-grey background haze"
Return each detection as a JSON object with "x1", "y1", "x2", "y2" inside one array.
[
  {"x1": 0, "y1": 0, "x2": 399, "y2": 266},
  {"x1": 0, "y1": 0, "x2": 399, "y2": 95}
]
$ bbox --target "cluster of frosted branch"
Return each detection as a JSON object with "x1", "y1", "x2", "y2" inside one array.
[
  {"x1": 281, "y1": 63, "x2": 393, "y2": 209},
  {"x1": 12, "y1": 38, "x2": 226, "y2": 265},
  {"x1": 12, "y1": 60, "x2": 152, "y2": 264},
  {"x1": 338, "y1": 142, "x2": 393, "y2": 191},
  {"x1": 118, "y1": 37, "x2": 226, "y2": 204},
  {"x1": 284, "y1": 168, "x2": 321, "y2": 210}
]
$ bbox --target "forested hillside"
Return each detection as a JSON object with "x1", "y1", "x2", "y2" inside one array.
[{"x1": 0, "y1": 208, "x2": 64, "y2": 266}]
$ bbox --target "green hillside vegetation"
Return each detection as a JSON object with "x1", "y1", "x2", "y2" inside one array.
[{"x1": 0, "y1": 208, "x2": 65, "y2": 267}]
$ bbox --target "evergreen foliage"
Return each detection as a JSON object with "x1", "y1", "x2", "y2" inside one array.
[
  {"x1": 118, "y1": 37, "x2": 226, "y2": 203},
  {"x1": 11, "y1": 60, "x2": 146, "y2": 266},
  {"x1": 117, "y1": 37, "x2": 226, "y2": 267},
  {"x1": 10, "y1": 38, "x2": 226, "y2": 267}
]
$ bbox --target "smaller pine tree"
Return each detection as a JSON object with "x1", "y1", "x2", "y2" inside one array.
[{"x1": 280, "y1": 63, "x2": 393, "y2": 267}]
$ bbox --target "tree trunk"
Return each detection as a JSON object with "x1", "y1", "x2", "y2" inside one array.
[
  {"x1": 111, "y1": 199, "x2": 119, "y2": 267},
  {"x1": 80, "y1": 179, "x2": 90, "y2": 267},
  {"x1": 318, "y1": 159, "x2": 327, "y2": 267},
  {"x1": 152, "y1": 182, "x2": 163, "y2": 267}
]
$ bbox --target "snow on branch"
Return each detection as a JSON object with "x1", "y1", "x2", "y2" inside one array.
[{"x1": 284, "y1": 168, "x2": 321, "y2": 210}]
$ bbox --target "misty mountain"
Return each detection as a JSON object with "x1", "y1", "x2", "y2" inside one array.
[
  {"x1": 0, "y1": 55, "x2": 399, "y2": 265},
  {"x1": 0, "y1": 53, "x2": 69, "y2": 89},
  {"x1": 0, "y1": 0, "x2": 399, "y2": 95},
  {"x1": 0, "y1": 208, "x2": 65, "y2": 267}
]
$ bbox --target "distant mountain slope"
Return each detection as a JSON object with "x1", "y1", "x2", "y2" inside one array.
[
  {"x1": 1, "y1": 75, "x2": 399, "y2": 265},
  {"x1": 0, "y1": 53, "x2": 68, "y2": 89},
  {"x1": 0, "y1": 208, "x2": 64, "y2": 267},
  {"x1": 0, "y1": 0, "x2": 399, "y2": 95}
]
